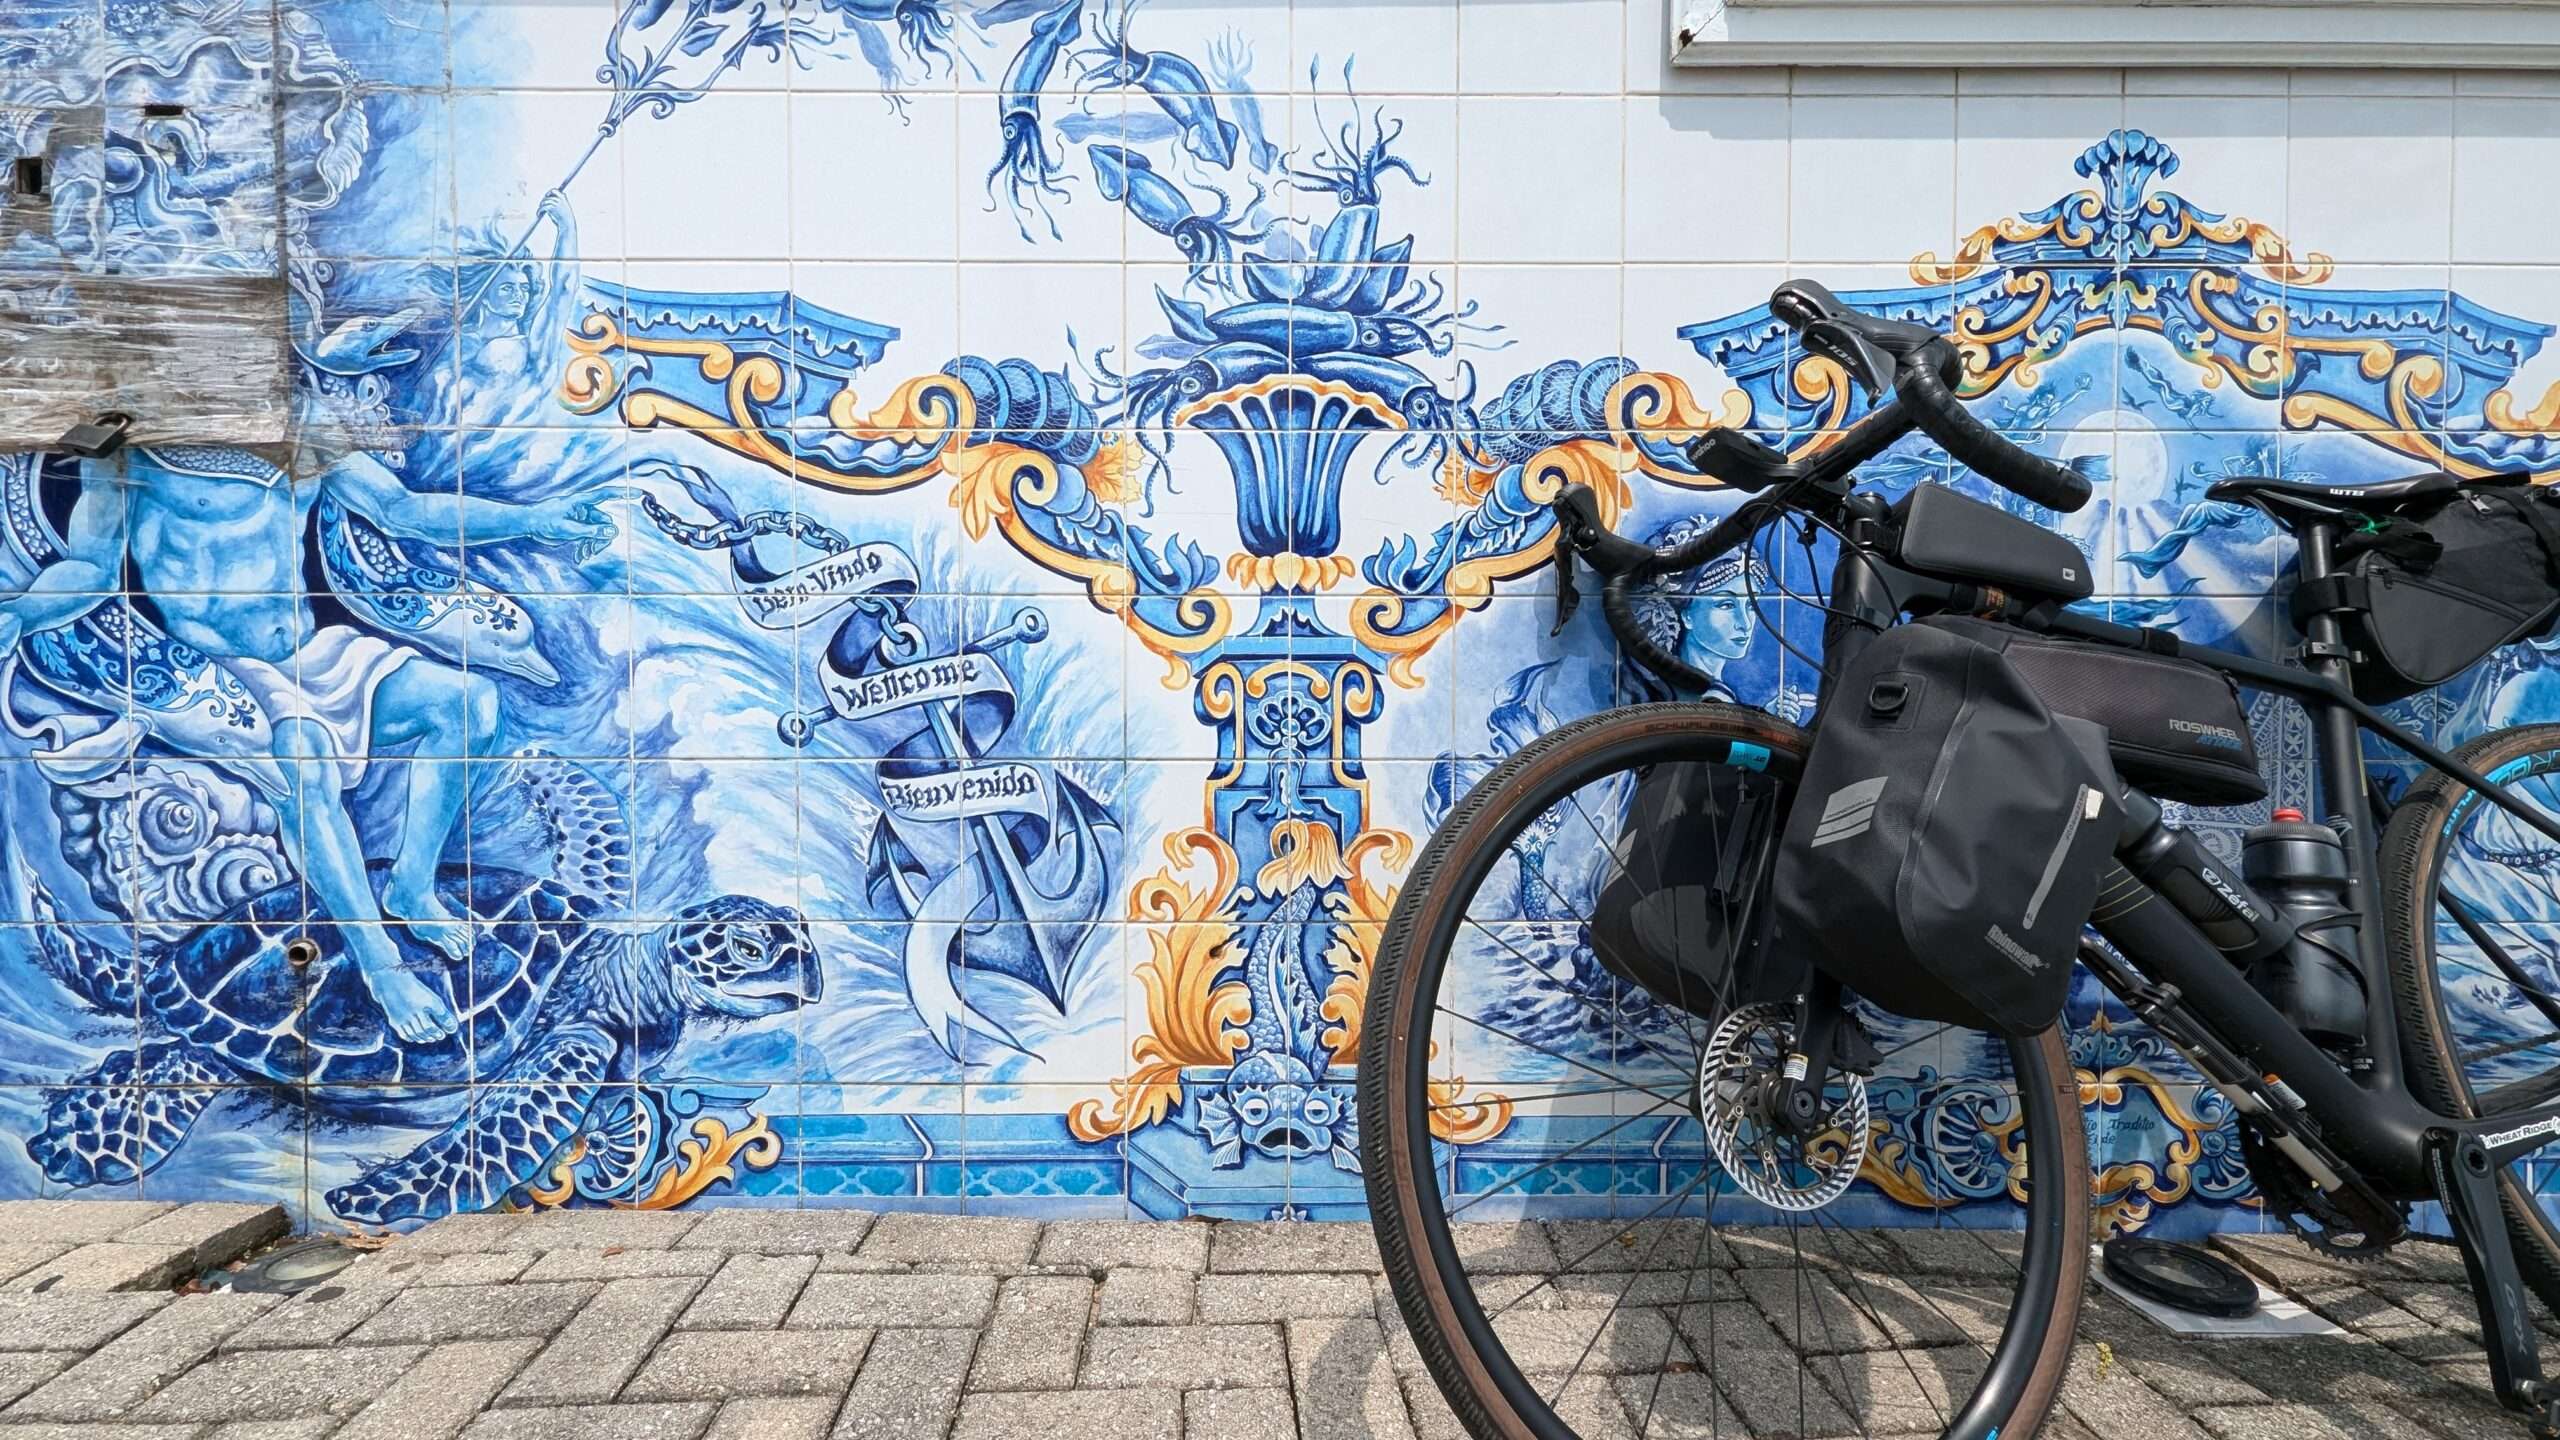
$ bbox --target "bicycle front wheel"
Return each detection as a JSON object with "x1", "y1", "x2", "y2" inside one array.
[{"x1": 1362, "y1": 702, "x2": 2090, "y2": 1440}]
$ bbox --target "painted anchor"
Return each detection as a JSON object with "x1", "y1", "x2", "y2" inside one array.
[{"x1": 857, "y1": 607, "x2": 1121, "y2": 1061}]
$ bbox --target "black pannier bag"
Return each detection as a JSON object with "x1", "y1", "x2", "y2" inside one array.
[
  {"x1": 1589, "y1": 763, "x2": 1786, "y2": 1016},
  {"x1": 2298, "y1": 480, "x2": 2560, "y2": 704},
  {"x1": 1920, "y1": 616, "x2": 2266, "y2": 808},
  {"x1": 1773, "y1": 623, "x2": 2122, "y2": 1037}
]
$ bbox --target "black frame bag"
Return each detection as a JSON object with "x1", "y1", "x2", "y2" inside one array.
[
  {"x1": 1774, "y1": 623, "x2": 2122, "y2": 1037},
  {"x1": 2299, "y1": 480, "x2": 2560, "y2": 704},
  {"x1": 1920, "y1": 616, "x2": 2265, "y2": 808}
]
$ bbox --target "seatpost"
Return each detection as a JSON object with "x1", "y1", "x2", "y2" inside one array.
[{"x1": 2294, "y1": 521, "x2": 2406, "y2": 1090}]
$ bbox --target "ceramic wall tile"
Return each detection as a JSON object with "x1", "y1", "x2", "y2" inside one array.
[
  {"x1": 1624, "y1": 95, "x2": 1789, "y2": 265},
  {"x1": 7, "y1": 4, "x2": 2560, "y2": 1247},
  {"x1": 1787, "y1": 94, "x2": 1956, "y2": 265}
]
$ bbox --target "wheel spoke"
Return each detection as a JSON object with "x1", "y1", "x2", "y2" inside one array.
[
  {"x1": 1459, "y1": 915, "x2": 1697, "y2": 1079},
  {"x1": 1541, "y1": 1169, "x2": 1710, "y2": 1409},
  {"x1": 1444, "y1": 1097, "x2": 1682, "y2": 1220},
  {"x1": 1379, "y1": 718, "x2": 2073, "y2": 1440},
  {"x1": 1431, "y1": 1001, "x2": 1686, "y2": 1106},
  {"x1": 2461, "y1": 1029, "x2": 2560, "y2": 1065}
]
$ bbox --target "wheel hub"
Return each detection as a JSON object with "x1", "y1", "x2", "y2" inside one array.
[{"x1": 1695, "y1": 1002, "x2": 1872, "y2": 1213}]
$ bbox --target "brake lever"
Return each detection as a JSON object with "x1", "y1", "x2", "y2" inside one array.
[{"x1": 1800, "y1": 319, "x2": 1897, "y2": 401}]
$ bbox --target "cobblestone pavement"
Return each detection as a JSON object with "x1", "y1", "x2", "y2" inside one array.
[{"x1": 0, "y1": 1203, "x2": 2541, "y2": 1439}]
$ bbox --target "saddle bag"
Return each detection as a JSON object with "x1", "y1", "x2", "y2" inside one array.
[
  {"x1": 1920, "y1": 616, "x2": 2266, "y2": 809},
  {"x1": 2296, "y1": 480, "x2": 2560, "y2": 704},
  {"x1": 1773, "y1": 623, "x2": 2122, "y2": 1037}
]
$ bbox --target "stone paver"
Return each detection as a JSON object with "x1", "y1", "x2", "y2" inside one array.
[
  {"x1": 1207, "y1": 1221, "x2": 1381, "y2": 1274},
  {"x1": 704, "y1": 1395, "x2": 839, "y2": 1440},
  {"x1": 0, "y1": 1243, "x2": 74, "y2": 1285},
  {"x1": 1096, "y1": 1267, "x2": 1194, "y2": 1326},
  {"x1": 0, "y1": 1292, "x2": 172, "y2": 1351},
  {"x1": 335, "y1": 1338, "x2": 542, "y2": 1440},
  {"x1": 828, "y1": 1327, "x2": 977, "y2": 1439},
  {"x1": 461, "y1": 1401, "x2": 715, "y2": 1439},
  {"x1": 0, "y1": 1352, "x2": 72, "y2": 1408},
  {"x1": 678, "y1": 1253, "x2": 817, "y2": 1330},
  {"x1": 955, "y1": 1388, "x2": 1181, "y2": 1440},
  {"x1": 505, "y1": 1212, "x2": 702, "y2": 1252},
  {"x1": 221, "y1": 1283, "x2": 404, "y2": 1351},
  {"x1": 1195, "y1": 1271, "x2": 1373, "y2": 1322},
  {"x1": 499, "y1": 1276, "x2": 702, "y2": 1406},
  {"x1": 348, "y1": 1281, "x2": 601, "y2": 1346},
  {"x1": 1037, "y1": 1220, "x2": 1211, "y2": 1273},
  {"x1": 1081, "y1": 1322, "x2": 1287, "y2": 1391},
  {"x1": 2, "y1": 1241, "x2": 198, "y2": 1293},
  {"x1": 678, "y1": 1210, "x2": 876, "y2": 1254},
  {"x1": 8, "y1": 1290, "x2": 281, "y2": 1421},
  {"x1": 1286, "y1": 1316, "x2": 1417, "y2": 1440},
  {"x1": 856, "y1": 1211, "x2": 1042, "y2": 1267},
  {"x1": 0, "y1": 1200, "x2": 174, "y2": 1244},
  {"x1": 124, "y1": 1344, "x2": 426, "y2": 1422},
  {"x1": 394, "y1": 1214, "x2": 529, "y2": 1255},
  {"x1": 119, "y1": 1204, "x2": 290, "y2": 1270},
  {"x1": 0, "y1": 1204, "x2": 2535, "y2": 1440},
  {"x1": 623, "y1": 1328, "x2": 873, "y2": 1401},
  {"x1": 787, "y1": 1271, "x2": 998, "y2": 1329},
  {"x1": 518, "y1": 1247, "x2": 723, "y2": 1283},
  {"x1": 1182, "y1": 1386, "x2": 1296, "y2": 1440}
]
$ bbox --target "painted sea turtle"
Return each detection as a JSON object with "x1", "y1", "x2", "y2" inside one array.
[{"x1": 22, "y1": 761, "x2": 821, "y2": 1225}]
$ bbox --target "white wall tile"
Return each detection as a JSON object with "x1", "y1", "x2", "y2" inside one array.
[
  {"x1": 1458, "y1": 0, "x2": 1625, "y2": 96},
  {"x1": 793, "y1": 92, "x2": 960, "y2": 261},
  {"x1": 1624, "y1": 94, "x2": 1787, "y2": 264},
  {"x1": 1788, "y1": 94, "x2": 1954, "y2": 265},
  {"x1": 2453, "y1": 99, "x2": 2560, "y2": 265},
  {"x1": 625, "y1": 90, "x2": 792, "y2": 259},
  {"x1": 1955, "y1": 94, "x2": 2125, "y2": 241},
  {"x1": 2289, "y1": 96, "x2": 2453, "y2": 265},
  {"x1": 1455, "y1": 96, "x2": 1625, "y2": 262},
  {"x1": 1297, "y1": 0, "x2": 1460, "y2": 94}
]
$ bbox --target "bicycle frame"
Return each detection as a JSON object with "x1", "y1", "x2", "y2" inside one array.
[{"x1": 1811, "y1": 489, "x2": 2560, "y2": 1199}]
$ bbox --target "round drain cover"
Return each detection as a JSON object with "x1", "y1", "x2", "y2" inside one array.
[
  {"x1": 225, "y1": 1238, "x2": 362, "y2": 1295},
  {"x1": 2101, "y1": 1237, "x2": 2260, "y2": 1319}
]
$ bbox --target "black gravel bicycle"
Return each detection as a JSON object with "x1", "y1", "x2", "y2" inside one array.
[{"x1": 1361, "y1": 279, "x2": 2560, "y2": 1440}]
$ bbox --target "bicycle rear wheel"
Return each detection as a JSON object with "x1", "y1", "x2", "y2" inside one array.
[
  {"x1": 2385, "y1": 722, "x2": 2560, "y2": 1314},
  {"x1": 1362, "y1": 702, "x2": 2089, "y2": 1440}
]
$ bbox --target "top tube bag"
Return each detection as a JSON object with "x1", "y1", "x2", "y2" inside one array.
[
  {"x1": 1773, "y1": 623, "x2": 2122, "y2": 1037},
  {"x1": 2300, "y1": 478, "x2": 2560, "y2": 704}
]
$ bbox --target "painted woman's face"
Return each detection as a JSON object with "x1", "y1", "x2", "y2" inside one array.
[
  {"x1": 1679, "y1": 583, "x2": 1756, "y2": 666},
  {"x1": 486, "y1": 268, "x2": 534, "y2": 321}
]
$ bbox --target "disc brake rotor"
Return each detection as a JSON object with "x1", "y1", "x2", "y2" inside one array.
[{"x1": 1698, "y1": 1001, "x2": 1871, "y2": 1213}]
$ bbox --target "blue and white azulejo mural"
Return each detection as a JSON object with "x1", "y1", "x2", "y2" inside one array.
[{"x1": 2, "y1": 0, "x2": 2558, "y2": 1236}]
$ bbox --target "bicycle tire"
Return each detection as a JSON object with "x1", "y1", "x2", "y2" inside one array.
[
  {"x1": 1361, "y1": 701, "x2": 2091, "y2": 1440},
  {"x1": 2383, "y1": 721, "x2": 2560, "y2": 1314}
]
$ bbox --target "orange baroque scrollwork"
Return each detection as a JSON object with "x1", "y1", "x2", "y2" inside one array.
[
  {"x1": 1066, "y1": 829, "x2": 1254, "y2": 1143},
  {"x1": 626, "y1": 1114, "x2": 786, "y2": 1210}
]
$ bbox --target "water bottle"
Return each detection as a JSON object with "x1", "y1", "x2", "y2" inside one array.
[{"x1": 2240, "y1": 809, "x2": 2368, "y2": 1051}]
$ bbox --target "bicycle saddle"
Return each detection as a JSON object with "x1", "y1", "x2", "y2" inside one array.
[{"x1": 2208, "y1": 471, "x2": 2461, "y2": 524}]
